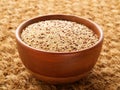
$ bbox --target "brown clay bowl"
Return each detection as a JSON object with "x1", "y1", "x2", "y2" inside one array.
[{"x1": 16, "y1": 14, "x2": 103, "y2": 84}]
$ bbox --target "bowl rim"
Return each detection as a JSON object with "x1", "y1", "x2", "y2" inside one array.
[{"x1": 16, "y1": 14, "x2": 103, "y2": 54}]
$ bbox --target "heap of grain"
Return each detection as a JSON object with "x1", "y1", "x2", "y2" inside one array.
[{"x1": 21, "y1": 20, "x2": 98, "y2": 52}]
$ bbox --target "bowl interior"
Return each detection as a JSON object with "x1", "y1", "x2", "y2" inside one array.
[{"x1": 16, "y1": 14, "x2": 103, "y2": 53}]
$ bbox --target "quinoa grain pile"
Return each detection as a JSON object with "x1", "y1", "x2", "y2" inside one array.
[{"x1": 21, "y1": 20, "x2": 98, "y2": 52}]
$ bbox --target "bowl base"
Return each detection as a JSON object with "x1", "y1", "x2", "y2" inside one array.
[{"x1": 27, "y1": 69, "x2": 90, "y2": 84}]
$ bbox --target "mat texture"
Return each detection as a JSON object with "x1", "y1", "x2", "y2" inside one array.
[{"x1": 0, "y1": 0, "x2": 120, "y2": 90}]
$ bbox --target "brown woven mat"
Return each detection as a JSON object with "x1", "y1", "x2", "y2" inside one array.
[{"x1": 0, "y1": 0, "x2": 120, "y2": 90}]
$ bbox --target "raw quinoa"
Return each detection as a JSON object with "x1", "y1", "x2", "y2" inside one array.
[{"x1": 21, "y1": 20, "x2": 99, "y2": 52}]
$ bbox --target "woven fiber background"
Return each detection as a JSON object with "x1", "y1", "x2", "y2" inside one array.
[{"x1": 0, "y1": 0, "x2": 120, "y2": 90}]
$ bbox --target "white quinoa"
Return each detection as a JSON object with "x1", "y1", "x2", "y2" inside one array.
[{"x1": 21, "y1": 20, "x2": 99, "y2": 52}]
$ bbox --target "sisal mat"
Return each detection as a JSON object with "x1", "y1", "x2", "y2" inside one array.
[{"x1": 0, "y1": 0, "x2": 120, "y2": 90}]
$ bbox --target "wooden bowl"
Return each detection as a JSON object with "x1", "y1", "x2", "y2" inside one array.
[{"x1": 16, "y1": 14, "x2": 103, "y2": 84}]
